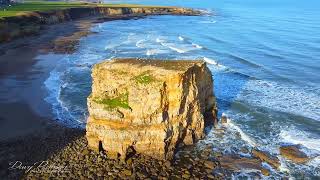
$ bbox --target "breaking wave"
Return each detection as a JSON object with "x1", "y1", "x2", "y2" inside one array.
[
  {"x1": 280, "y1": 128, "x2": 320, "y2": 153},
  {"x1": 225, "y1": 119, "x2": 257, "y2": 147},
  {"x1": 238, "y1": 80, "x2": 320, "y2": 121}
]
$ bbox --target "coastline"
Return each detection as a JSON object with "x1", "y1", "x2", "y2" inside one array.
[
  {"x1": 0, "y1": 17, "x2": 95, "y2": 179},
  {"x1": 0, "y1": 5, "x2": 201, "y2": 43},
  {"x1": 0, "y1": 9, "x2": 224, "y2": 179},
  {"x1": 0, "y1": 11, "x2": 278, "y2": 179},
  {"x1": 2, "y1": 2, "x2": 315, "y2": 178}
]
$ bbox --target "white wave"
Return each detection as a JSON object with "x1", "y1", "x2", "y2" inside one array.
[
  {"x1": 225, "y1": 118, "x2": 257, "y2": 147},
  {"x1": 198, "y1": 9, "x2": 212, "y2": 14},
  {"x1": 168, "y1": 46, "x2": 187, "y2": 53},
  {"x1": 308, "y1": 156, "x2": 320, "y2": 174},
  {"x1": 278, "y1": 157, "x2": 291, "y2": 173},
  {"x1": 178, "y1": 36, "x2": 203, "y2": 49},
  {"x1": 160, "y1": 42, "x2": 187, "y2": 53},
  {"x1": 146, "y1": 49, "x2": 158, "y2": 56},
  {"x1": 239, "y1": 80, "x2": 320, "y2": 121},
  {"x1": 156, "y1": 37, "x2": 165, "y2": 43},
  {"x1": 203, "y1": 57, "x2": 219, "y2": 65},
  {"x1": 44, "y1": 69, "x2": 86, "y2": 128},
  {"x1": 231, "y1": 170, "x2": 262, "y2": 180},
  {"x1": 44, "y1": 70, "x2": 63, "y2": 121},
  {"x1": 222, "y1": 112, "x2": 227, "y2": 117},
  {"x1": 192, "y1": 43, "x2": 203, "y2": 49},
  {"x1": 280, "y1": 128, "x2": 320, "y2": 152},
  {"x1": 203, "y1": 57, "x2": 226, "y2": 68},
  {"x1": 104, "y1": 43, "x2": 119, "y2": 50},
  {"x1": 135, "y1": 39, "x2": 145, "y2": 48}
]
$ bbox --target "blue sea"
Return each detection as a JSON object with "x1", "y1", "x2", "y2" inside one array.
[{"x1": 43, "y1": 0, "x2": 320, "y2": 178}]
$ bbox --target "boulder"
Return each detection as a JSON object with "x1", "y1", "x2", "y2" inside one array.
[
  {"x1": 252, "y1": 149, "x2": 280, "y2": 169},
  {"x1": 220, "y1": 113, "x2": 228, "y2": 124},
  {"x1": 280, "y1": 145, "x2": 310, "y2": 163},
  {"x1": 86, "y1": 58, "x2": 217, "y2": 160},
  {"x1": 218, "y1": 155, "x2": 264, "y2": 172},
  {"x1": 218, "y1": 154, "x2": 274, "y2": 176}
]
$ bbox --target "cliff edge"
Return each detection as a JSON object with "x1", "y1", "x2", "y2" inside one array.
[{"x1": 0, "y1": 6, "x2": 202, "y2": 43}]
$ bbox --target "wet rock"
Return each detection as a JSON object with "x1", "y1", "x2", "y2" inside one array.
[
  {"x1": 205, "y1": 169, "x2": 213, "y2": 174},
  {"x1": 52, "y1": 31, "x2": 92, "y2": 54},
  {"x1": 21, "y1": 129, "x2": 225, "y2": 179},
  {"x1": 280, "y1": 145, "x2": 310, "y2": 163},
  {"x1": 122, "y1": 169, "x2": 132, "y2": 176},
  {"x1": 220, "y1": 113, "x2": 228, "y2": 124},
  {"x1": 240, "y1": 147, "x2": 249, "y2": 154},
  {"x1": 182, "y1": 173, "x2": 191, "y2": 179},
  {"x1": 86, "y1": 59, "x2": 217, "y2": 160},
  {"x1": 164, "y1": 161, "x2": 171, "y2": 168},
  {"x1": 218, "y1": 155, "x2": 263, "y2": 171},
  {"x1": 126, "y1": 158, "x2": 133, "y2": 166},
  {"x1": 252, "y1": 149, "x2": 280, "y2": 169},
  {"x1": 136, "y1": 172, "x2": 145, "y2": 178},
  {"x1": 204, "y1": 160, "x2": 215, "y2": 169},
  {"x1": 261, "y1": 168, "x2": 270, "y2": 176}
]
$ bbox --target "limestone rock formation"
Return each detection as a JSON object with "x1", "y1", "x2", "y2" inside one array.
[{"x1": 86, "y1": 58, "x2": 217, "y2": 160}]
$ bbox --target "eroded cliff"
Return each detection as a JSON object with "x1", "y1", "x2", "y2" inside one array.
[{"x1": 86, "y1": 58, "x2": 217, "y2": 160}]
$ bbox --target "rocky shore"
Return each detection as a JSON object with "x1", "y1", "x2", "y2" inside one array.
[
  {"x1": 3, "y1": 119, "x2": 311, "y2": 179},
  {"x1": 24, "y1": 135, "x2": 225, "y2": 179}
]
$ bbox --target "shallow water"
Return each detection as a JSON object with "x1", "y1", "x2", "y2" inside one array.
[{"x1": 44, "y1": 0, "x2": 320, "y2": 178}]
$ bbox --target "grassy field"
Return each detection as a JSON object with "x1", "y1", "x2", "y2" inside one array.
[{"x1": 0, "y1": 1, "x2": 168, "y2": 18}]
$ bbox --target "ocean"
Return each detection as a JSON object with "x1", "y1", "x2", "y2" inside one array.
[{"x1": 43, "y1": 0, "x2": 320, "y2": 178}]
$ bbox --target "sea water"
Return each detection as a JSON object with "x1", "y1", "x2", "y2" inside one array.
[{"x1": 43, "y1": 0, "x2": 320, "y2": 178}]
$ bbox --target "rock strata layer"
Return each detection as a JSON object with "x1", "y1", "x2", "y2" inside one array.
[{"x1": 86, "y1": 58, "x2": 217, "y2": 160}]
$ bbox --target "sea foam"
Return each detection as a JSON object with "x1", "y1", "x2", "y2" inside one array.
[
  {"x1": 225, "y1": 118, "x2": 257, "y2": 147},
  {"x1": 135, "y1": 39, "x2": 145, "y2": 48},
  {"x1": 238, "y1": 80, "x2": 320, "y2": 121},
  {"x1": 280, "y1": 128, "x2": 320, "y2": 152}
]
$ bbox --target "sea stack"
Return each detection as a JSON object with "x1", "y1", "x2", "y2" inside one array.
[{"x1": 86, "y1": 58, "x2": 217, "y2": 160}]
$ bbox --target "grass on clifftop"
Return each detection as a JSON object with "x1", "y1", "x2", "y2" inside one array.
[
  {"x1": 134, "y1": 71, "x2": 157, "y2": 84},
  {"x1": 0, "y1": 1, "x2": 170, "y2": 18},
  {"x1": 94, "y1": 92, "x2": 131, "y2": 110}
]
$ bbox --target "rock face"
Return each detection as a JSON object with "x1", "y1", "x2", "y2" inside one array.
[
  {"x1": 280, "y1": 145, "x2": 310, "y2": 163},
  {"x1": 86, "y1": 58, "x2": 217, "y2": 160}
]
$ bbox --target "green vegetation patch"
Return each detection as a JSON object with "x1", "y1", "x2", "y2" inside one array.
[
  {"x1": 1, "y1": 2, "x2": 91, "y2": 18},
  {"x1": 0, "y1": 1, "x2": 170, "y2": 18},
  {"x1": 110, "y1": 69, "x2": 128, "y2": 75},
  {"x1": 134, "y1": 71, "x2": 157, "y2": 84},
  {"x1": 94, "y1": 92, "x2": 130, "y2": 110}
]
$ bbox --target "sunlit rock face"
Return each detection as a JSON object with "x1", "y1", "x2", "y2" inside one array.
[{"x1": 86, "y1": 58, "x2": 217, "y2": 160}]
